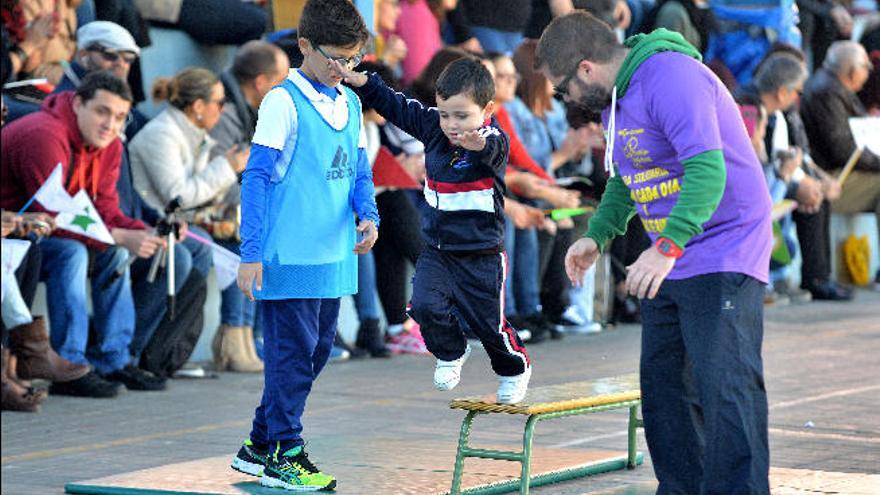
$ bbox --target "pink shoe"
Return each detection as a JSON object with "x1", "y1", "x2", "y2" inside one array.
[{"x1": 386, "y1": 323, "x2": 430, "y2": 355}]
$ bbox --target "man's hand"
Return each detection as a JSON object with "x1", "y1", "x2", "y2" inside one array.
[
  {"x1": 830, "y1": 5, "x2": 853, "y2": 37},
  {"x1": 1, "y1": 211, "x2": 20, "y2": 237},
  {"x1": 354, "y1": 219, "x2": 378, "y2": 254},
  {"x1": 451, "y1": 129, "x2": 487, "y2": 151},
  {"x1": 19, "y1": 212, "x2": 55, "y2": 237},
  {"x1": 565, "y1": 237, "x2": 600, "y2": 287},
  {"x1": 795, "y1": 175, "x2": 823, "y2": 214},
  {"x1": 238, "y1": 262, "x2": 263, "y2": 302},
  {"x1": 626, "y1": 246, "x2": 676, "y2": 299},
  {"x1": 112, "y1": 228, "x2": 165, "y2": 258},
  {"x1": 821, "y1": 177, "x2": 842, "y2": 202}
]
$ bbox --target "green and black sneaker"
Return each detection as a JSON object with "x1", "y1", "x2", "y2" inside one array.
[
  {"x1": 230, "y1": 439, "x2": 268, "y2": 477},
  {"x1": 260, "y1": 445, "x2": 336, "y2": 492}
]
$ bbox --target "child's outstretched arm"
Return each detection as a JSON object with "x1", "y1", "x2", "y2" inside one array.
[{"x1": 334, "y1": 61, "x2": 438, "y2": 144}]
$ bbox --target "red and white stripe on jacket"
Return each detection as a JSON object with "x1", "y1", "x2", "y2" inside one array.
[{"x1": 424, "y1": 176, "x2": 495, "y2": 213}]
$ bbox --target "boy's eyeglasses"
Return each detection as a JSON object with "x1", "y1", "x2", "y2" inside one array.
[
  {"x1": 313, "y1": 43, "x2": 363, "y2": 69},
  {"x1": 88, "y1": 45, "x2": 138, "y2": 64}
]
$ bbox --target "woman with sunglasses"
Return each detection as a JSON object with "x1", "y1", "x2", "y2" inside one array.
[{"x1": 128, "y1": 67, "x2": 259, "y2": 373}]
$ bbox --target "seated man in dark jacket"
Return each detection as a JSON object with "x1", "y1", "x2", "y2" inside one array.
[{"x1": 800, "y1": 40, "x2": 879, "y2": 286}]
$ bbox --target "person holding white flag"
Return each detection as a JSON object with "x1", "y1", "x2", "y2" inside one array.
[{"x1": 1, "y1": 72, "x2": 167, "y2": 398}]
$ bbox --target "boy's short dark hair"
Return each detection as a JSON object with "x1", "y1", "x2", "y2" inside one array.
[
  {"x1": 299, "y1": 0, "x2": 370, "y2": 50},
  {"x1": 76, "y1": 71, "x2": 133, "y2": 103},
  {"x1": 435, "y1": 57, "x2": 495, "y2": 107}
]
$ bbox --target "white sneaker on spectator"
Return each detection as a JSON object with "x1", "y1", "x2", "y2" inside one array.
[
  {"x1": 571, "y1": 321, "x2": 603, "y2": 334},
  {"x1": 434, "y1": 345, "x2": 471, "y2": 391},
  {"x1": 516, "y1": 329, "x2": 532, "y2": 342},
  {"x1": 497, "y1": 366, "x2": 532, "y2": 404}
]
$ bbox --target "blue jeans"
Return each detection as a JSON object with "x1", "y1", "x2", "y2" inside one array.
[
  {"x1": 250, "y1": 298, "x2": 340, "y2": 450},
  {"x1": 513, "y1": 227, "x2": 541, "y2": 317},
  {"x1": 353, "y1": 251, "x2": 381, "y2": 321},
  {"x1": 216, "y1": 239, "x2": 255, "y2": 327},
  {"x1": 503, "y1": 218, "x2": 516, "y2": 317},
  {"x1": 39, "y1": 237, "x2": 135, "y2": 374},
  {"x1": 469, "y1": 26, "x2": 524, "y2": 55},
  {"x1": 640, "y1": 272, "x2": 769, "y2": 494}
]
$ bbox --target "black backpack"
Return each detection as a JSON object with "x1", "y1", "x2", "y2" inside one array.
[{"x1": 139, "y1": 271, "x2": 207, "y2": 378}]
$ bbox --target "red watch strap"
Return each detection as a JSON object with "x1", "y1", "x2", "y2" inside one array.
[{"x1": 655, "y1": 237, "x2": 684, "y2": 258}]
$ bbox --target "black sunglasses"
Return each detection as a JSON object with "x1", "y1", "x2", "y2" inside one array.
[{"x1": 88, "y1": 45, "x2": 137, "y2": 64}]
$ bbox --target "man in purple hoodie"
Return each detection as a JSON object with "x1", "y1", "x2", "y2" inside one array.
[{"x1": 537, "y1": 13, "x2": 773, "y2": 494}]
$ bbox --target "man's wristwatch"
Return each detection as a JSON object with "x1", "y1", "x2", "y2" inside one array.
[{"x1": 655, "y1": 237, "x2": 684, "y2": 258}]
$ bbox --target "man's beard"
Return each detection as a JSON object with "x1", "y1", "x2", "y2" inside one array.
[{"x1": 574, "y1": 79, "x2": 612, "y2": 114}]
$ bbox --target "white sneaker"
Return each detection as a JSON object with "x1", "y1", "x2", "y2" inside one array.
[
  {"x1": 516, "y1": 329, "x2": 532, "y2": 342},
  {"x1": 496, "y1": 366, "x2": 532, "y2": 404},
  {"x1": 571, "y1": 321, "x2": 603, "y2": 334},
  {"x1": 434, "y1": 345, "x2": 471, "y2": 391}
]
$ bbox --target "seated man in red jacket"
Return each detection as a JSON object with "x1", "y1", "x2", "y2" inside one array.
[{"x1": 1, "y1": 72, "x2": 167, "y2": 398}]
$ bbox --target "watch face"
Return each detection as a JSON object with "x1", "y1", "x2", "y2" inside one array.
[{"x1": 659, "y1": 240, "x2": 671, "y2": 253}]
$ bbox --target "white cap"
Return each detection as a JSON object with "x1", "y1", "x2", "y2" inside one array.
[{"x1": 77, "y1": 21, "x2": 140, "y2": 55}]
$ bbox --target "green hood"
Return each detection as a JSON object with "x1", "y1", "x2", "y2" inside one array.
[{"x1": 614, "y1": 29, "x2": 702, "y2": 98}]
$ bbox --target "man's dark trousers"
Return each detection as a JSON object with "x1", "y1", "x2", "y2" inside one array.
[{"x1": 640, "y1": 272, "x2": 769, "y2": 495}]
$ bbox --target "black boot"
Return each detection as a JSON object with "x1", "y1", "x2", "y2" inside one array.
[{"x1": 355, "y1": 319, "x2": 391, "y2": 358}]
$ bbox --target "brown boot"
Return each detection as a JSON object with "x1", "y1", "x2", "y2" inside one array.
[
  {"x1": 240, "y1": 326, "x2": 265, "y2": 371},
  {"x1": 212, "y1": 324, "x2": 231, "y2": 371},
  {"x1": 2, "y1": 348, "x2": 47, "y2": 412},
  {"x1": 9, "y1": 316, "x2": 90, "y2": 382},
  {"x1": 217, "y1": 326, "x2": 263, "y2": 373}
]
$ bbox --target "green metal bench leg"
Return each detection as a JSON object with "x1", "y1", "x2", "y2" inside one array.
[
  {"x1": 627, "y1": 405, "x2": 639, "y2": 469},
  {"x1": 451, "y1": 410, "x2": 479, "y2": 495},
  {"x1": 519, "y1": 415, "x2": 539, "y2": 495}
]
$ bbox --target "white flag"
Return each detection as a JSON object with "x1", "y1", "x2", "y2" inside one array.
[
  {"x1": 1, "y1": 239, "x2": 31, "y2": 303},
  {"x1": 212, "y1": 243, "x2": 240, "y2": 290},
  {"x1": 55, "y1": 190, "x2": 115, "y2": 245},
  {"x1": 34, "y1": 163, "x2": 78, "y2": 212}
]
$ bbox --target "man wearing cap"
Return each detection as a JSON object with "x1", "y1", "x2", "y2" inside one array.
[
  {"x1": 55, "y1": 21, "x2": 141, "y2": 93},
  {"x1": 54, "y1": 21, "x2": 213, "y2": 374}
]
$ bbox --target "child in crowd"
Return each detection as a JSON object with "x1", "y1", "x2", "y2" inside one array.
[
  {"x1": 338, "y1": 55, "x2": 532, "y2": 405},
  {"x1": 231, "y1": 0, "x2": 378, "y2": 490}
]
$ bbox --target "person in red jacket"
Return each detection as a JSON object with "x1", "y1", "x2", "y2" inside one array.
[{"x1": 1, "y1": 72, "x2": 167, "y2": 398}]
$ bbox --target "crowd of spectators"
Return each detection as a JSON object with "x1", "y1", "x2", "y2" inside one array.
[{"x1": 2, "y1": 0, "x2": 877, "y2": 411}]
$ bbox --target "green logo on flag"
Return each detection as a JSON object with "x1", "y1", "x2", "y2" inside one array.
[{"x1": 71, "y1": 207, "x2": 97, "y2": 232}]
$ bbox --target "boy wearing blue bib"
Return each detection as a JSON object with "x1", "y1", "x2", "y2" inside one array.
[{"x1": 229, "y1": 0, "x2": 377, "y2": 491}]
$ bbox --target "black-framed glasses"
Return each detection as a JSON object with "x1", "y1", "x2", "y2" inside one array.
[
  {"x1": 88, "y1": 45, "x2": 137, "y2": 64},
  {"x1": 554, "y1": 60, "x2": 584, "y2": 97},
  {"x1": 313, "y1": 43, "x2": 363, "y2": 69}
]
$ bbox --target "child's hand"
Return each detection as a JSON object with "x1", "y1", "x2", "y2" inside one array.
[
  {"x1": 354, "y1": 219, "x2": 378, "y2": 254},
  {"x1": 453, "y1": 129, "x2": 486, "y2": 151},
  {"x1": 329, "y1": 59, "x2": 369, "y2": 88},
  {"x1": 238, "y1": 262, "x2": 263, "y2": 302}
]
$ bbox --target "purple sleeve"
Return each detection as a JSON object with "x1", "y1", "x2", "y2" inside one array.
[{"x1": 239, "y1": 143, "x2": 281, "y2": 263}]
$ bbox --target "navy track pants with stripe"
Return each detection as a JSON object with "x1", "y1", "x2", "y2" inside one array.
[{"x1": 410, "y1": 247, "x2": 529, "y2": 376}]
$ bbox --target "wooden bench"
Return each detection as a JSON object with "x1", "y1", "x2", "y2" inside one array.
[{"x1": 447, "y1": 374, "x2": 643, "y2": 495}]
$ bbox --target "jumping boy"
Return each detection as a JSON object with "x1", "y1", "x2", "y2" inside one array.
[
  {"x1": 338, "y1": 56, "x2": 532, "y2": 405},
  {"x1": 232, "y1": 0, "x2": 378, "y2": 490}
]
